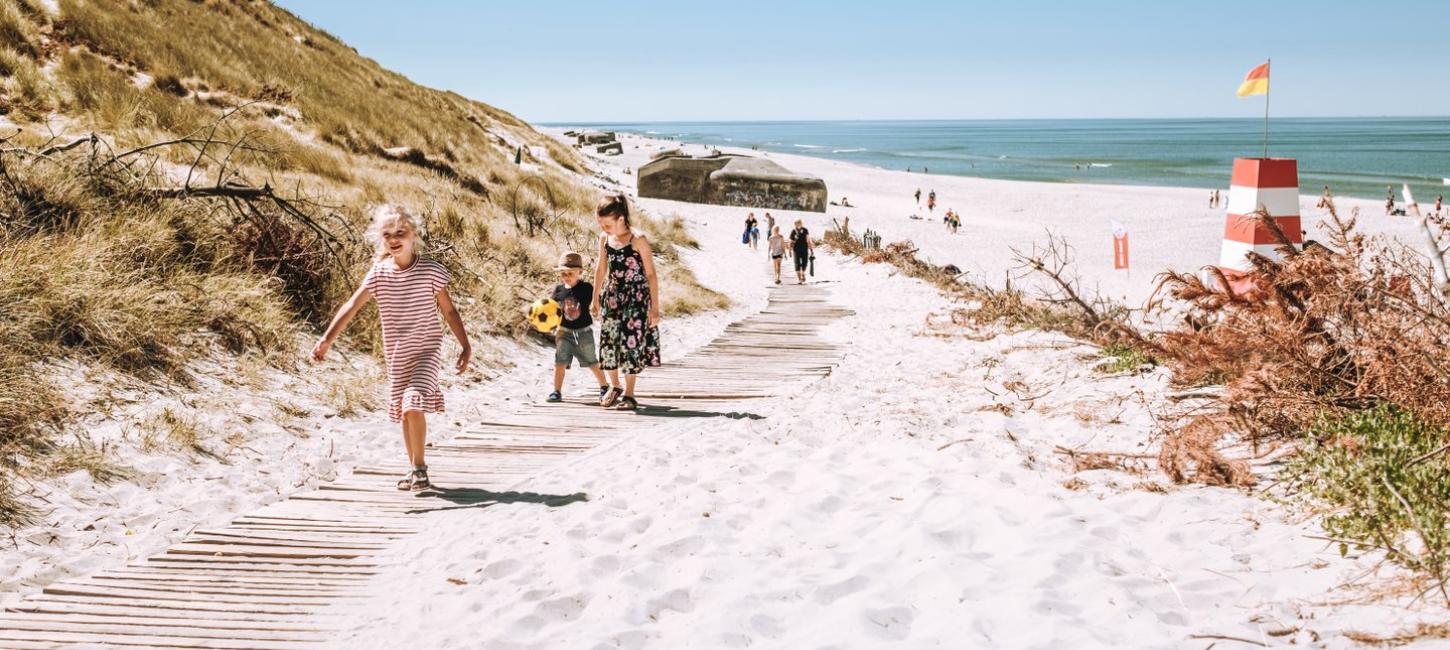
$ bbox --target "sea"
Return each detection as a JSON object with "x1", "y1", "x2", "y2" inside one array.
[{"x1": 549, "y1": 118, "x2": 1450, "y2": 202}]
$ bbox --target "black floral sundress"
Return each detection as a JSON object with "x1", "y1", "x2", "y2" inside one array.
[{"x1": 599, "y1": 235, "x2": 662, "y2": 374}]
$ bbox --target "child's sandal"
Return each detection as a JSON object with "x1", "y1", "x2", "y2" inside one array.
[{"x1": 396, "y1": 468, "x2": 430, "y2": 491}]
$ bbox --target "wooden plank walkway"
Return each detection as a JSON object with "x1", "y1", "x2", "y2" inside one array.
[{"x1": 1, "y1": 284, "x2": 849, "y2": 649}]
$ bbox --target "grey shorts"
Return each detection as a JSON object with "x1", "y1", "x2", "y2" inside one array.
[{"x1": 555, "y1": 326, "x2": 599, "y2": 368}]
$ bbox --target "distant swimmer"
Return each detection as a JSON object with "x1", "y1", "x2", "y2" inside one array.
[{"x1": 923, "y1": 166, "x2": 929, "y2": 174}]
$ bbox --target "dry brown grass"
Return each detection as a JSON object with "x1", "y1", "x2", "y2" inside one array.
[
  {"x1": 1147, "y1": 206, "x2": 1450, "y2": 472},
  {"x1": 0, "y1": 0, "x2": 719, "y2": 531}
]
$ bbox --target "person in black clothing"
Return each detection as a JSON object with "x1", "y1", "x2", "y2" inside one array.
[
  {"x1": 744, "y1": 213, "x2": 759, "y2": 250},
  {"x1": 788, "y1": 219, "x2": 814, "y2": 285},
  {"x1": 547, "y1": 252, "x2": 609, "y2": 403}
]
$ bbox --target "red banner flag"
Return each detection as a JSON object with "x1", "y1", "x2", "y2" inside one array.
[{"x1": 1112, "y1": 221, "x2": 1129, "y2": 270}]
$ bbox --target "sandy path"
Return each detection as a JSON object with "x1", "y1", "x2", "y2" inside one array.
[{"x1": 339, "y1": 176, "x2": 1442, "y2": 648}]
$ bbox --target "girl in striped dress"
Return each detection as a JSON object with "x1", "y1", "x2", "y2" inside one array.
[{"x1": 312, "y1": 205, "x2": 472, "y2": 491}]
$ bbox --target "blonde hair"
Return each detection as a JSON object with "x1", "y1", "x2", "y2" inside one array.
[{"x1": 367, "y1": 204, "x2": 422, "y2": 261}]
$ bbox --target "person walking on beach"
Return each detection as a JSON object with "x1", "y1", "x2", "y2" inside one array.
[
  {"x1": 915, "y1": 188, "x2": 922, "y2": 204},
  {"x1": 312, "y1": 205, "x2": 471, "y2": 491},
  {"x1": 592, "y1": 195, "x2": 661, "y2": 411},
  {"x1": 1386, "y1": 186, "x2": 1396, "y2": 215},
  {"x1": 1436, "y1": 194, "x2": 1444, "y2": 217},
  {"x1": 789, "y1": 219, "x2": 814, "y2": 285},
  {"x1": 767, "y1": 225, "x2": 787, "y2": 284},
  {"x1": 546, "y1": 252, "x2": 609, "y2": 404},
  {"x1": 765, "y1": 213, "x2": 776, "y2": 244},
  {"x1": 743, "y1": 213, "x2": 759, "y2": 249},
  {"x1": 1317, "y1": 185, "x2": 1334, "y2": 209}
]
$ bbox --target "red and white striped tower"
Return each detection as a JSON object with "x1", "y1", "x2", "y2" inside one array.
[{"x1": 1219, "y1": 157, "x2": 1301, "y2": 270}]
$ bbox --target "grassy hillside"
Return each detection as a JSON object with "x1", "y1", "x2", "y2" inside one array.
[{"x1": 0, "y1": 0, "x2": 724, "y2": 527}]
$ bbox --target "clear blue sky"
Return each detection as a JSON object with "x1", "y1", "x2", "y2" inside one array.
[{"x1": 276, "y1": 0, "x2": 1449, "y2": 123}]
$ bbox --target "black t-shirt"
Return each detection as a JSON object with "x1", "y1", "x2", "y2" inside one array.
[
  {"x1": 789, "y1": 227, "x2": 810, "y2": 254},
  {"x1": 745, "y1": 216, "x2": 757, "y2": 231},
  {"x1": 553, "y1": 281, "x2": 594, "y2": 330}
]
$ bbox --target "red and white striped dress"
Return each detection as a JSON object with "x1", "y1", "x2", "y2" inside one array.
[{"x1": 364, "y1": 257, "x2": 451, "y2": 422}]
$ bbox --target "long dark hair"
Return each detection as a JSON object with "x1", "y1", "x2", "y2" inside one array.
[{"x1": 596, "y1": 194, "x2": 630, "y2": 227}]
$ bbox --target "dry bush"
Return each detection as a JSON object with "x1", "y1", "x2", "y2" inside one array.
[
  {"x1": 823, "y1": 221, "x2": 1135, "y2": 342},
  {"x1": 1149, "y1": 205, "x2": 1450, "y2": 444}
]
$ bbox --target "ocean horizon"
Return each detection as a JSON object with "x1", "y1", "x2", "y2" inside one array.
[{"x1": 545, "y1": 117, "x2": 1450, "y2": 202}]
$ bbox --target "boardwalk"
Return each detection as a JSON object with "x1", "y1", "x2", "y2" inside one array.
[{"x1": 1, "y1": 284, "x2": 849, "y2": 649}]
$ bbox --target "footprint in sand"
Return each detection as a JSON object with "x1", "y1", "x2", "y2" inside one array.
[
  {"x1": 861, "y1": 605, "x2": 915, "y2": 641},
  {"x1": 590, "y1": 555, "x2": 622, "y2": 577},
  {"x1": 766, "y1": 469, "x2": 795, "y2": 487},
  {"x1": 594, "y1": 630, "x2": 654, "y2": 650},
  {"x1": 750, "y1": 613, "x2": 786, "y2": 639},
  {"x1": 482, "y1": 559, "x2": 524, "y2": 579},
  {"x1": 629, "y1": 515, "x2": 653, "y2": 535},
  {"x1": 814, "y1": 575, "x2": 870, "y2": 605},
  {"x1": 536, "y1": 593, "x2": 591, "y2": 621},
  {"x1": 635, "y1": 588, "x2": 693, "y2": 624},
  {"x1": 656, "y1": 535, "x2": 706, "y2": 559},
  {"x1": 816, "y1": 494, "x2": 845, "y2": 515}
]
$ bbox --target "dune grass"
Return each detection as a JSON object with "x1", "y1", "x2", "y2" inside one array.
[{"x1": 0, "y1": 0, "x2": 725, "y2": 529}]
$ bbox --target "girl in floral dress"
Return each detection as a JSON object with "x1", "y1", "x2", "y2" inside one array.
[
  {"x1": 590, "y1": 195, "x2": 662, "y2": 410},
  {"x1": 312, "y1": 205, "x2": 472, "y2": 490}
]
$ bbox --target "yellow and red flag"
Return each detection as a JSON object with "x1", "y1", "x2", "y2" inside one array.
[{"x1": 1237, "y1": 62, "x2": 1269, "y2": 97}]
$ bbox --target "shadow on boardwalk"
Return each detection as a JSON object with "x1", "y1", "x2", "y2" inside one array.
[{"x1": 407, "y1": 488, "x2": 589, "y2": 514}]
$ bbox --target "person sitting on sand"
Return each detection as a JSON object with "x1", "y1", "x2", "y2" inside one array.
[
  {"x1": 840, "y1": 196, "x2": 852, "y2": 207},
  {"x1": 789, "y1": 219, "x2": 814, "y2": 285},
  {"x1": 546, "y1": 252, "x2": 609, "y2": 404},
  {"x1": 312, "y1": 205, "x2": 472, "y2": 492},
  {"x1": 767, "y1": 226, "x2": 786, "y2": 284}
]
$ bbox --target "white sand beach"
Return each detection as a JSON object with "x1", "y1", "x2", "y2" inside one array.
[
  {"x1": 7, "y1": 126, "x2": 1443, "y2": 648},
  {"x1": 577, "y1": 130, "x2": 1426, "y2": 308},
  {"x1": 333, "y1": 139, "x2": 1448, "y2": 648}
]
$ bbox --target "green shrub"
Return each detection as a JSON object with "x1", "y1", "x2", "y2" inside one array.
[
  {"x1": 1095, "y1": 343, "x2": 1156, "y2": 374},
  {"x1": 1284, "y1": 406, "x2": 1450, "y2": 582}
]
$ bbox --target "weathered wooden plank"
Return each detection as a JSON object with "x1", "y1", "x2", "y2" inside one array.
[
  {"x1": 0, "y1": 628, "x2": 319, "y2": 650},
  {"x1": 3, "y1": 283, "x2": 845, "y2": 645},
  {"x1": 0, "y1": 612, "x2": 332, "y2": 633},
  {"x1": 0, "y1": 617, "x2": 331, "y2": 643},
  {"x1": 43, "y1": 583, "x2": 337, "y2": 607}
]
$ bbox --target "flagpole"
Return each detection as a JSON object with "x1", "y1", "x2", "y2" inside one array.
[{"x1": 1262, "y1": 58, "x2": 1270, "y2": 158}]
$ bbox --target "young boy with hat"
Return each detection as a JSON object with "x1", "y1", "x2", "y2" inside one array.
[{"x1": 548, "y1": 252, "x2": 610, "y2": 403}]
